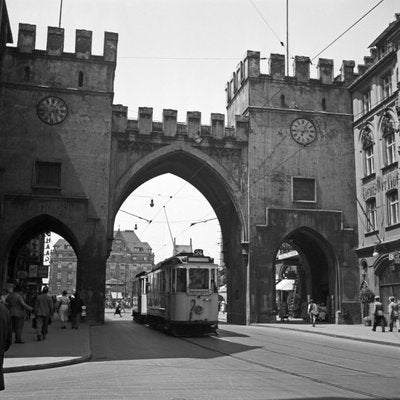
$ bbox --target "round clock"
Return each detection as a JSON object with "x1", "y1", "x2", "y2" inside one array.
[
  {"x1": 290, "y1": 118, "x2": 317, "y2": 146},
  {"x1": 37, "y1": 96, "x2": 68, "y2": 125}
]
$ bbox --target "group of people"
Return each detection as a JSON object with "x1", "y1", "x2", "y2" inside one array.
[
  {"x1": 0, "y1": 285, "x2": 84, "y2": 343},
  {"x1": 371, "y1": 295, "x2": 399, "y2": 333},
  {"x1": 0, "y1": 284, "x2": 85, "y2": 392}
]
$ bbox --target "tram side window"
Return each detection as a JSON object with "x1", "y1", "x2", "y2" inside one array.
[
  {"x1": 211, "y1": 269, "x2": 218, "y2": 293},
  {"x1": 189, "y1": 269, "x2": 209, "y2": 289},
  {"x1": 176, "y1": 269, "x2": 187, "y2": 292}
]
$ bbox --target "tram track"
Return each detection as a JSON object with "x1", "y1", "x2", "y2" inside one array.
[{"x1": 182, "y1": 332, "x2": 393, "y2": 400}]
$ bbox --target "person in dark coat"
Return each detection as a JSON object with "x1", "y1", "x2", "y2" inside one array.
[
  {"x1": 0, "y1": 302, "x2": 12, "y2": 391},
  {"x1": 69, "y1": 292, "x2": 83, "y2": 329},
  {"x1": 6, "y1": 284, "x2": 33, "y2": 343},
  {"x1": 34, "y1": 286, "x2": 54, "y2": 341}
]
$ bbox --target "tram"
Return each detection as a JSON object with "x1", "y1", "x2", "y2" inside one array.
[{"x1": 132, "y1": 249, "x2": 219, "y2": 335}]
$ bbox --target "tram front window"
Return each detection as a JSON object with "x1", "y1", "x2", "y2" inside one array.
[{"x1": 189, "y1": 269, "x2": 209, "y2": 289}]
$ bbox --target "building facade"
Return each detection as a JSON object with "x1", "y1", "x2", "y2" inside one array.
[
  {"x1": 350, "y1": 14, "x2": 400, "y2": 315},
  {"x1": 48, "y1": 230, "x2": 154, "y2": 299}
]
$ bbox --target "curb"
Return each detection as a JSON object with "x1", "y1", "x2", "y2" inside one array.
[
  {"x1": 4, "y1": 353, "x2": 92, "y2": 373},
  {"x1": 254, "y1": 324, "x2": 400, "y2": 348}
]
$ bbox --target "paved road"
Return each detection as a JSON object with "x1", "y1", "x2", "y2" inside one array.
[{"x1": 3, "y1": 315, "x2": 399, "y2": 399}]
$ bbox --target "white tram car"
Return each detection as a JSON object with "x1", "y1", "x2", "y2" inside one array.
[{"x1": 132, "y1": 249, "x2": 219, "y2": 335}]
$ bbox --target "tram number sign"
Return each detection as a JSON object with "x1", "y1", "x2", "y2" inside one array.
[{"x1": 389, "y1": 252, "x2": 400, "y2": 264}]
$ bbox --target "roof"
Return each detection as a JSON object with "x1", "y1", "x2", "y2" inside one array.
[
  {"x1": 114, "y1": 229, "x2": 152, "y2": 253},
  {"x1": 369, "y1": 14, "x2": 400, "y2": 48}
]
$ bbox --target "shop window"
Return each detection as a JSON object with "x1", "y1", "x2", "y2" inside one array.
[
  {"x1": 366, "y1": 198, "x2": 377, "y2": 232},
  {"x1": 387, "y1": 190, "x2": 399, "y2": 226}
]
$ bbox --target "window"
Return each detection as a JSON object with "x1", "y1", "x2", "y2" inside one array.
[
  {"x1": 189, "y1": 268, "x2": 209, "y2": 290},
  {"x1": 366, "y1": 198, "x2": 377, "y2": 232},
  {"x1": 78, "y1": 71, "x2": 84, "y2": 87},
  {"x1": 382, "y1": 71, "x2": 392, "y2": 99},
  {"x1": 364, "y1": 145, "x2": 375, "y2": 176},
  {"x1": 322, "y1": 98, "x2": 326, "y2": 111},
  {"x1": 292, "y1": 177, "x2": 316, "y2": 202},
  {"x1": 363, "y1": 89, "x2": 371, "y2": 114},
  {"x1": 387, "y1": 191, "x2": 399, "y2": 226},
  {"x1": 33, "y1": 161, "x2": 61, "y2": 188},
  {"x1": 384, "y1": 132, "x2": 396, "y2": 165}
]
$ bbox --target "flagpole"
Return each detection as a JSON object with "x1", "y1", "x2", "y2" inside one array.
[
  {"x1": 286, "y1": 0, "x2": 289, "y2": 75},
  {"x1": 58, "y1": 0, "x2": 63, "y2": 28}
]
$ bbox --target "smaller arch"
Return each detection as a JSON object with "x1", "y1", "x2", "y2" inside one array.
[
  {"x1": 280, "y1": 94, "x2": 286, "y2": 108},
  {"x1": 6, "y1": 215, "x2": 80, "y2": 271},
  {"x1": 321, "y1": 98, "x2": 326, "y2": 111}
]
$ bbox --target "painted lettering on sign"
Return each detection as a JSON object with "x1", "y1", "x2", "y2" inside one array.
[{"x1": 362, "y1": 170, "x2": 399, "y2": 200}]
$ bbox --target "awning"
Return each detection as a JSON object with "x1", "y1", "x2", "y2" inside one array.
[{"x1": 276, "y1": 279, "x2": 295, "y2": 291}]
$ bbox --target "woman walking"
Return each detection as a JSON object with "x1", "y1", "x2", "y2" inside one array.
[{"x1": 57, "y1": 290, "x2": 70, "y2": 329}]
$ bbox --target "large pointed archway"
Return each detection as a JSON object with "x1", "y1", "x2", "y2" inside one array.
[{"x1": 109, "y1": 146, "x2": 247, "y2": 323}]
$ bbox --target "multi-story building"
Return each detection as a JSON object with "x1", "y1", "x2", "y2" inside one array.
[
  {"x1": 106, "y1": 229, "x2": 154, "y2": 299},
  {"x1": 49, "y1": 229, "x2": 154, "y2": 299},
  {"x1": 350, "y1": 14, "x2": 400, "y2": 314},
  {"x1": 48, "y1": 238, "x2": 77, "y2": 295}
]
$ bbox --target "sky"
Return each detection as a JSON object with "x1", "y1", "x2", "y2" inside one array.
[{"x1": 6, "y1": 0, "x2": 399, "y2": 263}]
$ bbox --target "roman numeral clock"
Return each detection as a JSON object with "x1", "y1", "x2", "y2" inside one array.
[
  {"x1": 290, "y1": 117, "x2": 317, "y2": 146},
  {"x1": 37, "y1": 96, "x2": 68, "y2": 125}
]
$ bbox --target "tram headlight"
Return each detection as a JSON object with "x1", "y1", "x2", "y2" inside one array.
[{"x1": 194, "y1": 305, "x2": 203, "y2": 315}]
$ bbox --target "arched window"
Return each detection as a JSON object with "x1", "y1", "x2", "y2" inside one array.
[
  {"x1": 366, "y1": 198, "x2": 377, "y2": 232},
  {"x1": 280, "y1": 95, "x2": 285, "y2": 108},
  {"x1": 322, "y1": 98, "x2": 326, "y2": 111},
  {"x1": 387, "y1": 190, "x2": 399, "y2": 226},
  {"x1": 360, "y1": 125, "x2": 374, "y2": 176},
  {"x1": 382, "y1": 111, "x2": 396, "y2": 165}
]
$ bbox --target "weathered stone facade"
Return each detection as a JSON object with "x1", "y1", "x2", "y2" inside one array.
[{"x1": 4, "y1": 4, "x2": 390, "y2": 324}]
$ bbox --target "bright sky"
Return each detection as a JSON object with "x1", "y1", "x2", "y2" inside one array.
[{"x1": 6, "y1": 0, "x2": 399, "y2": 263}]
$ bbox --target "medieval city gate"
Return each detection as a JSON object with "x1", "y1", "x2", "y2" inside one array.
[{"x1": 1, "y1": 23, "x2": 361, "y2": 324}]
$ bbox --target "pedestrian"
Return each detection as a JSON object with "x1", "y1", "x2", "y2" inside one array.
[
  {"x1": 114, "y1": 302, "x2": 122, "y2": 317},
  {"x1": 0, "y1": 302, "x2": 12, "y2": 391},
  {"x1": 300, "y1": 300, "x2": 309, "y2": 323},
  {"x1": 5, "y1": 284, "x2": 33, "y2": 343},
  {"x1": 69, "y1": 292, "x2": 83, "y2": 329},
  {"x1": 0, "y1": 289, "x2": 9, "y2": 304},
  {"x1": 388, "y1": 296, "x2": 399, "y2": 333},
  {"x1": 372, "y1": 295, "x2": 385, "y2": 332},
  {"x1": 307, "y1": 299, "x2": 319, "y2": 327},
  {"x1": 57, "y1": 290, "x2": 70, "y2": 329},
  {"x1": 34, "y1": 286, "x2": 54, "y2": 341},
  {"x1": 278, "y1": 300, "x2": 288, "y2": 322}
]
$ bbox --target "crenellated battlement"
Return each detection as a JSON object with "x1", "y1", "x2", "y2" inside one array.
[
  {"x1": 112, "y1": 106, "x2": 248, "y2": 142},
  {"x1": 15, "y1": 23, "x2": 118, "y2": 62},
  {"x1": 225, "y1": 50, "x2": 359, "y2": 104}
]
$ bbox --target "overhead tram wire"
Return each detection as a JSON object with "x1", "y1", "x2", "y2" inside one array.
[{"x1": 311, "y1": 0, "x2": 385, "y2": 63}]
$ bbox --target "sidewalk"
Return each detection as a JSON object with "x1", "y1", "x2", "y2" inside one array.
[
  {"x1": 4, "y1": 314, "x2": 91, "y2": 373},
  {"x1": 4, "y1": 314, "x2": 400, "y2": 373},
  {"x1": 252, "y1": 320, "x2": 400, "y2": 348}
]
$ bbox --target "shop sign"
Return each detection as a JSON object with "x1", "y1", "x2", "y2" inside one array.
[
  {"x1": 362, "y1": 170, "x2": 399, "y2": 200},
  {"x1": 43, "y1": 232, "x2": 51, "y2": 266}
]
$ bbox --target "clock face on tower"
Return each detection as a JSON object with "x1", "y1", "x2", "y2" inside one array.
[
  {"x1": 290, "y1": 118, "x2": 317, "y2": 146},
  {"x1": 37, "y1": 96, "x2": 68, "y2": 125}
]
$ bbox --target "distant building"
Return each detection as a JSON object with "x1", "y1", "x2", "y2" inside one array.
[
  {"x1": 48, "y1": 239, "x2": 77, "y2": 295},
  {"x1": 106, "y1": 229, "x2": 154, "y2": 299},
  {"x1": 49, "y1": 229, "x2": 154, "y2": 298}
]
